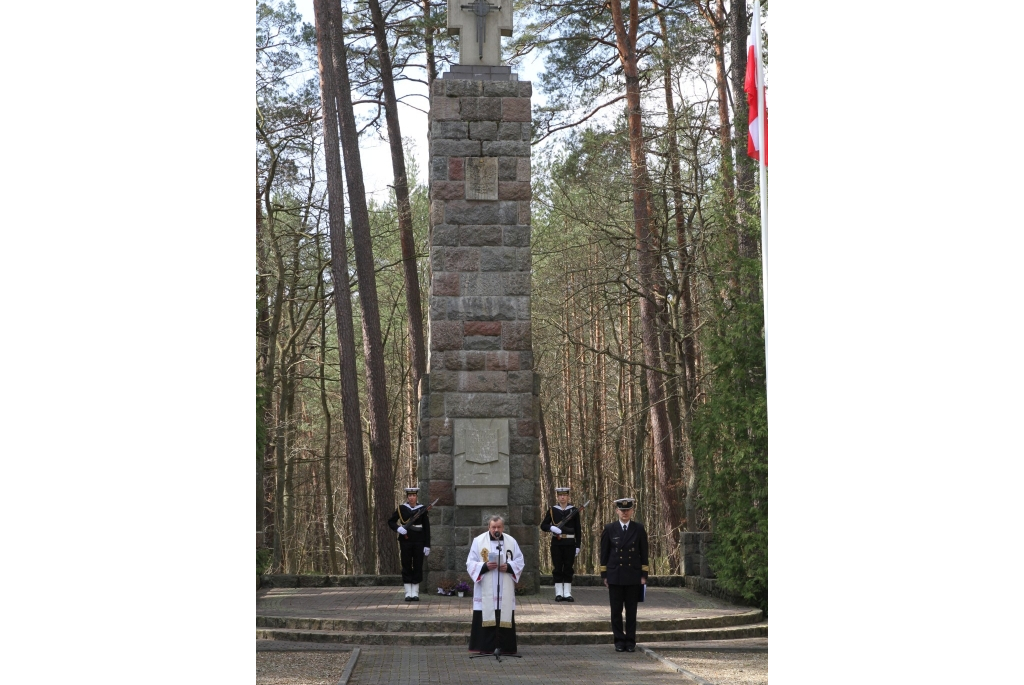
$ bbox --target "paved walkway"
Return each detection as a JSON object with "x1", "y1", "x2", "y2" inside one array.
[
  {"x1": 256, "y1": 585, "x2": 751, "y2": 625},
  {"x1": 348, "y1": 644, "x2": 703, "y2": 684}
]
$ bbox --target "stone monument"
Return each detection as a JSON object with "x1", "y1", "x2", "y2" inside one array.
[{"x1": 418, "y1": 0, "x2": 540, "y2": 593}]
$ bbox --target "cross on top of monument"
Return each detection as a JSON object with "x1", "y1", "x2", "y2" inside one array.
[{"x1": 447, "y1": 0, "x2": 512, "y2": 67}]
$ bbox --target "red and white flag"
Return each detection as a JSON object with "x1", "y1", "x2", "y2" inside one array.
[{"x1": 744, "y1": 33, "x2": 767, "y2": 165}]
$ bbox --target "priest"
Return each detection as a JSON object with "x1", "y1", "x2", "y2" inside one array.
[{"x1": 466, "y1": 515, "x2": 525, "y2": 655}]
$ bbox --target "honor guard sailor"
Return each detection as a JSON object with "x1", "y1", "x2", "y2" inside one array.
[
  {"x1": 600, "y1": 497, "x2": 649, "y2": 652},
  {"x1": 387, "y1": 487, "x2": 431, "y2": 601},
  {"x1": 466, "y1": 516, "x2": 525, "y2": 655},
  {"x1": 539, "y1": 486, "x2": 582, "y2": 601}
]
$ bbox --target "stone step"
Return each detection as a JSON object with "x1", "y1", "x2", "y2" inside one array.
[
  {"x1": 256, "y1": 608, "x2": 762, "y2": 634},
  {"x1": 255, "y1": 622, "x2": 767, "y2": 646}
]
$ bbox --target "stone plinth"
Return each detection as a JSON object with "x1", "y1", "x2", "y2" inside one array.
[{"x1": 419, "y1": 73, "x2": 539, "y2": 593}]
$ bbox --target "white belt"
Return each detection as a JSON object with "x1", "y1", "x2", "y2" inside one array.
[{"x1": 558, "y1": 534, "x2": 575, "y2": 539}]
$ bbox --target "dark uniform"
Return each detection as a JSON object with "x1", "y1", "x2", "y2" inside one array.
[
  {"x1": 387, "y1": 496, "x2": 431, "y2": 600},
  {"x1": 540, "y1": 499, "x2": 582, "y2": 601},
  {"x1": 600, "y1": 499, "x2": 649, "y2": 652}
]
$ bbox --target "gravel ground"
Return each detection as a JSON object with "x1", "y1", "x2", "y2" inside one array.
[
  {"x1": 656, "y1": 650, "x2": 767, "y2": 685},
  {"x1": 256, "y1": 651, "x2": 353, "y2": 685}
]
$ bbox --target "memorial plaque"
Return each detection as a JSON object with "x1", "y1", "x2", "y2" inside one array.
[
  {"x1": 453, "y1": 418, "x2": 509, "y2": 505},
  {"x1": 465, "y1": 157, "x2": 499, "y2": 201}
]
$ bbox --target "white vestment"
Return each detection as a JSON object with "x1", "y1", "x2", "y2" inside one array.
[{"x1": 466, "y1": 531, "x2": 524, "y2": 628}]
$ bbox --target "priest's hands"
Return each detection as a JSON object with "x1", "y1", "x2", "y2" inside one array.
[
  {"x1": 501, "y1": 563, "x2": 511, "y2": 573},
  {"x1": 550, "y1": 526, "x2": 562, "y2": 535},
  {"x1": 486, "y1": 561, "x2": 499, "y2": 571}
]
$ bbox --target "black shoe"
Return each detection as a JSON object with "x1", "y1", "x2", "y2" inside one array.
[
  {"x1": 615, "y1": 644, "x2": 626, "y2": 652},
  {"x1": 565, "y1": 595, "x2": 574, "y2": 602},
  {"x1": 627, "y1": 645, "x2": 636, "y2": 652},
  {"x1": 412, "y1": 596, "x2": 419, "y2": 601},
  {"x1": 404, "y1": 596, "x2": 412, "y2": 601},
  {"x1": 555, "y1": 595, "x2": 563, "y2": 602}
]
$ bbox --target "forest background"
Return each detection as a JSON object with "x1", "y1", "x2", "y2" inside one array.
[{"x1": 257, "y1": 0, "x2": 769, "y2": 609}]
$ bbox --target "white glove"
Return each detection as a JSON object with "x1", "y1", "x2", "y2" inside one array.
[
  {"x1": 550, "y1": 525, "x2": 562, "y2": 535},
  {"x1": 423, "y1": 547, "x2": 430, "y2": 556},
  {"x1": 397, "y1": 526, "x2": 407, "y2": 535},
  {"x1": 575, "y1": 548, "x2": 580, "y2": 557}
]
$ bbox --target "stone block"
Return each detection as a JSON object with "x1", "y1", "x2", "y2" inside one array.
[
  {"x1": 501, "y1": 226, "x2": 530, "y2": 248},
  {"x1": 516, "y1": 248, "x2": 532, "y2": 272},
  {"x1": 459, "y1": 370, "x2": 507, "y2": 392},
  {"x1": 504, "y1": 272, "x2": 530, "y2": 295},
  {"x1": 449, "y1": 157, "x2": 465, "y2": 180},
  {"x1": 456, "y1": 487, "x2": 508, "y2": 506},
  {"x1": 431, "y1": 94, "x2": 460, "y2": 120},
  {"x1": 428, "y1": 296, "x2": 447, "y2": 322},
  {"x1": 425, "y1": 417, "x2": 454, "y2": 436},
  {"x1": 431, "y1": 200, "x2": 446, "y2": 225},
  {"x1": 515, "y1": 419, "x2": 537, "y2": 437},
  {"x1": 480, "y1": 247, "x2": 517, "y2": 272},
  {"x1": 501, "y1": 97, "x2": 531, "y2": 122},
  {"x1": 497, "y1": 122, "x2": 522, "y2": 141},
  {"x1": 429, "y1": 453, "x2": 454, "y2": 479},
  {"x1": 522, "y1": 507, "x2": 538, "y2": 526},
  {"x1": 445, "y1": 393, "x2": 516, "y2": 418},
  {"x1": 432, "y1": 180, "x2": 465, "y2": 201},
  {"x1": 431, "y1": 79, "x2": 445, "y2": 96},
  {"x1": 461, "y1": 96, "x2": 502, "y2": 121},
  {"x1": 431, "y1": 155, "x2": 448, "y2": 180},
  {"x1": 430, "y1": 479, "x2": 454, "y2": 506},
  {"x1": 461, "y1": 272, "x2": 505, "y2": 296},
  {"x1": 469, "y1": 121, "x2": 498, "y2": 140},
  {"x1": 507, "y1": 523, "x2": 537, "y2": 544},
  {"x1": 455, "y1": 507, "x2": 481, "y2": 526},
  {"x1": 464, "y1": 335, "x2": 502, "y2": 351},
  {"x1": 431, "y1": 525, "x2": 454, "y2": 547},
  {"x1": 498, "y1": 181, "x2": 531, "y2": 200},
  {"x1": 464, "y1": 321, "x2": 502, "y2": 336},
  {"x1": 429, "y1": 370, "x2": 457, "y2": 391},
  {"x1": 430, "y1": 247, "x2": 445, "y2": 271},
  {"x1": 486, "y1": 351, "x2": 520, "y2": 371},
  {"x1": 519, "y1": 350, "x2": 534, "y2": 370},
  {"x1": 510, "y1": 435, "x2": 538, "y2": 454},
  {"x1": 502, "y1": 322, "x2": 531, "y2": 350},
  {"x1": 445, "y1": 247, "x2": 480, "y2": 272},
  {"x1": 431, "y1": 224, "x2": 459, "y2": 247},
  {"x1": 514, "y1": 393, "x2": 536, "y2": 418},
  {"x1": 500, "y1": 202, "x2": 520, "y2": 224},
  {"x1": 517, "y1": 81, "x2": 533, "y2": 98},
  {"x1": 460, "y1": 225, "x2": 503, "y2": 246},
  {"x1": 483, "y1": 80, "x2": 519, "y2": 97},
  {"x1": 432, "y1": 139, "x2": 482, "y2": 157},
  {"x1": 448, "y1": 295, "x2": 518, "y2": 321},
  {"x1": 521, "y1": 122, "x2": 533, "y2": 141},
  {"x1": 498, "y1": 157, "x2": 518, "y2": 181},
  {"x1": 507, "y1": 370, "x2": 533, "y2": 393},
  {"x1": 516, "y1": 158, "x2": 531, "y2": 181},
  {"x1": 427, "y1": 394, "x2": 445, "y2": 418},
  {"x1": 430, "y1": 320, "x2": 464, "y2": 351},
  {"x1": 444, "y1": 200, "x2": 503, "y2": 225},
  {"x1": 432, "y1": 121, "x2": 468, "y2": 139},
  {"x1": 518, "y1": 201, "x2": 531, "y2": 224},
  {"x1": 443, "y1": 351, "x2": 486, "y2": 371},
  {"x1": 483, "y1": 140, "x2": 530, "y2": 157},
  {"x1": 445, "y1": 79, "x2": 482, "y2": 97},
  {"x1": 431, "y1": 272, "x2": 460, "y2": 297}
]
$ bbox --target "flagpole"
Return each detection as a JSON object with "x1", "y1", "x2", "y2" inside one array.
[{"x1": 753, "y1": 0, "x2": 767, "y2": 309}]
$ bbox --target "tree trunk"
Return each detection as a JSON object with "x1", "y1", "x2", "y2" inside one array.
[
  {"x1": 367, "y1": 0, "x2": 426, "y2": 404},
  {"x1": 315, "y1": 230, "x2": 340, "y2": 574},
  {"x1": 328, "y1": 0, "x2": 400, "y2": 574},
  {"x1": 423, "y1": 0, "x2": 436, "y2": 91},
  {"x1": 608, "y1": 0, "x2": 683, "y2": 573},
  {"x1": 312, "y1": 0, "x2": 373, "y2": 575},
  {"x1": 538, "y1": 404, "x2": 555, "y2": 504}
]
